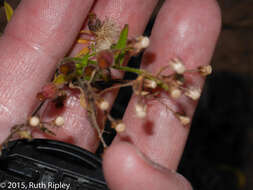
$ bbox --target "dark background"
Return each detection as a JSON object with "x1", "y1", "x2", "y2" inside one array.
[{"x1": 1, "y1": 1, "x2": 253, "y2": 190}]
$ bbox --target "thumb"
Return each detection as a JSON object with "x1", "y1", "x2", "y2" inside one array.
[{"x1": 103, "y1": 142, "x2": 192, "y2": 190}]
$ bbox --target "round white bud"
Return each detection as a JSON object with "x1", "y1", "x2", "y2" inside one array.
[
  {"x1": 170, "y1": 88, "x2": 182, "y2": 99},
  {"x1": 140, "y1": 36, "x2": 150, "y2": 48},
  {"x1": 177, "y1": 115, "x2": 191, "y2": 125},
  {"x1": 199, "y1": 65, "x2": 212, "y2": 76},
  {"x1": 29, "y1": 116, "x2": 40, "y2": 127},
  {"x1": 135, "y1": 104, "x2": 147, "y2": 118},
  {"x1": 170, "y1": 59, "x2": 185, "y2": 74},
  {"x1": 134, "y1": 36, "x2": 150, "y2": 50},
  {"x1": 144, "y1": 79, "x2": 157, "y2": 89},
  {"x1": 185, "y1": 88, "x2": 201, "y2": 100},
  {"x1": 115, "y1": 122, "x2": 126, "y2": 133},
  {"x1": 99, "y1": 100, "x2": 110, "y2": 111},
  {"x1": 55, "y1": 116, "x2": 64, "y2": 127}
]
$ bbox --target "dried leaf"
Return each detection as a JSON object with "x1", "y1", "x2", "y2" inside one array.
[{"x1": 53, "y1": 74, "x2": 66, "y2": 85}]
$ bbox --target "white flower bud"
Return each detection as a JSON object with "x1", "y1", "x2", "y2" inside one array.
[
  {"x1": 144, "y1": 79, "x2": 157, "y2": 89},
  {"x1": 185, "y1": 88, "x2": 201, "y2": 100},
  {"x1": 115, "y1": 122, "x2": 126, "y2": 133},
  {"x1": 55, "y1": 116, "x2": 64, "y2": 127},
  {"x1": 139, "y1": 36, "x2": 150, "y2": 48},
  {"x1": 170, "y1": 87, "x2": 182, "y2": 99},
  {"x1": 170, "y1": 58, "x2": 185, "y2": 74},
  {"x1": 134, "y1": 36, "x2": 150, "y2": 50},
  {"x1": 29, "y1": 116, "x2": 40, "y2": 127},
  {"x1": 98, "y1": 100, "x2": 110, "y2": 111},
  {"x1": 176, "y1": 114, "x2": 190, "y2": 125},
  {"x1": 198, "y1": 65, "x2": 212, "y2": 76},
  {"x1": 135, "y1": 103, "x2": 147, "y2": 118}
]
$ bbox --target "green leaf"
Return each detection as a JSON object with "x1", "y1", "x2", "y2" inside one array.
[
  {"x1": 4, "y1": 1, "x2": 13, "y2": 22},
  {"x1": 75, "y1": 53, "x2": 89, "y2": 76},
  {"x1": 112, "y1": 25, "x2": 129, "y2": 66},
  {"x1": 112, "y1": 24, "x2": 128, "y2": 50},
  {"x1": 115, "y1": 51, "x2": 125, "y2": 66}
]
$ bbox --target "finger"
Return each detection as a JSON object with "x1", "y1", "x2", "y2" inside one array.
[
  {"x1": 103, "y1": 142, "x2": 192, "y2": 190},
  {"x1": 113, "y1": 0, "x2": 221, "y2": 169},
  {"x1": 0, "y1": 0, "x2": 94, "y2": 141},
  {"x1": 41, "y1": 0, "x2": 159, "y2": 151}
]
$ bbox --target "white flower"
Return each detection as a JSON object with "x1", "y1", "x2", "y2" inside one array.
[
  {"x1": 55, "y1": 116, "x2": 64, "y2": 127},
  {"x1": 29, "y1": 116, "x2": 40, "y2": 127},
  {"x1": 170, "y1": 58, "x2": 185, "y2": 74},
  {"x1": 144, "y1": 79, "x2": 157, "y2": 89},
  {"x1": 135, "y1": 103, "x2": 147, "y2": 118},
  {"x1": 115, "y1": 122, "x2": 126, "y2": 132},
  {"x1": 185, "y1": 87, "x2": 201, "y2": 100},
  {"x1": 98, "y1": 100, "x2": 110, "y2": 111}
]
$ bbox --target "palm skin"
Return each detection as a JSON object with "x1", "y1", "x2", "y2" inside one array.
[{"x1": 0, "y1": 0, "x2": 221, "y2": 189}]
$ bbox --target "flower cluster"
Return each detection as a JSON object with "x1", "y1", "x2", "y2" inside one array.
[{"x1": 0, "y1": 14, "x2": 212, "y2": 152}]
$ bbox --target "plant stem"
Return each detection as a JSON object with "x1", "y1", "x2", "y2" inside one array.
[{"x1": 113, "y1": 65, "x2": 169, "y2": 90}]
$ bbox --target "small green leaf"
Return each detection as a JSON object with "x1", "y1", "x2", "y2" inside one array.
[
  {"x1": 88, "y1": 60, "x2": 97, "y2": 65},
  {"x1": 112, "y1": 24, "x2": 128, "y2": 50},
  {"x1": 75, "y1": 53, "x2": 89, "y2": 76},
  {"x1": 115, "y1": 51, "x2": 125, "y2": 66},
  {"x1": 112, "y1": 25, "x2": 129, "y2": 66},
  {"x1": 4, "y1": 1, "x2": 13, "y2": 22}
]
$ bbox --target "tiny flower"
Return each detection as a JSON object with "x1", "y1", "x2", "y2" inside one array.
[
  {"x1": 115, "y1": 122, "x2": 126, "y2": 133},
  {"x1": 170, "y1": 87, "x2": 182, "y2": 99},
  {"x1": 198, "y1": 65, "x2": 212, "y2": 76},
  {"x1": 135, "y1": 36, "x2": 150, "y2": 49},
  {"x1": 135, "y1": 103, "x2": 147, "y2": 118},
  {"x1": 55, "y1": 116, "x2": 64, "y2": 127},
  {"x1": 185, "y1": 87, "x2": 201, "y2": 100},
  {"x1": 93, "y1": 18, "x2": 120, "y2": 52},
  {"x1": 144, "y1": 79, "x2": 157, "y2": 89},
  {"x1": 176, "y1": 114, "x2": 191, "y2": 125},
  {"x1": 170, "y1": 58, "x2": 185, "y2": 74},
  {"x1": 97, "y1": 99, "x2": 110, "y2": 111},
  {"x1": 29, "y1": 116, "x2": 40, "y2": 127}
]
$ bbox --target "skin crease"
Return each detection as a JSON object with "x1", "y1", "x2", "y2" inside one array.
[{"x1": 0, "y1": 0, "x2": 221, "y2": 190}]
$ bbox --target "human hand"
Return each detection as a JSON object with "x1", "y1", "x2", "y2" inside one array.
[{"x1": 0, "y1": 0, "x2": 221, "y2": 189}]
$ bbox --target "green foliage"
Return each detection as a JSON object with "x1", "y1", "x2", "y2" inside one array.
[
  {"x1": 112, "y1": 24, "x2": 128, "y2": 50},
  {"x1": 112, "y1": 24, "x2": 129, "y2": 66}
]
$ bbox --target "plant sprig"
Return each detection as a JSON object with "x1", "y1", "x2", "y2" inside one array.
[{"x1": 0, "y1": 13, "x2": 212, "y2": 152}]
